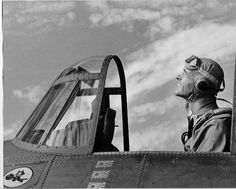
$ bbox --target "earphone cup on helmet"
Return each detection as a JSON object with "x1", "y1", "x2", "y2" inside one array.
[{"x1": 195, "y1": 77, "x2": 209, "y2": 93}]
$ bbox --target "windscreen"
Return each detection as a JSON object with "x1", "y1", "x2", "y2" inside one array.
[
  {"x1": 19, "y1": 81, "x2": 77, "y2": 144},
  {"x1": 17, "y1": 56, "x2": 104, "y2": 150},
  {"x1": 45, "y1": 79, "x2": 99, "y2": 147}
]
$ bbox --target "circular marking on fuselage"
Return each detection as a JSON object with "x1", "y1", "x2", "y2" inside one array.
[{"x1": 4, "y1": 167, "x2": 33, "y2": 188}]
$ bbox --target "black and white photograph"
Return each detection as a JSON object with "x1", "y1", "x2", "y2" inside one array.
[{"x1": 2, "y1": 0, "x2": 236, "y2": 188}]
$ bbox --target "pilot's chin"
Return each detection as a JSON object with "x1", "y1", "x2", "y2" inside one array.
[
  {"x1": 174, "y1": 91, "x2": 185, "y2": 99},
  {"x1": 174, "y1": 89, "x2": 181, "y2": 97},
  {"x1": 175, "y1": 93, "x2": 182, "y2": 98}
]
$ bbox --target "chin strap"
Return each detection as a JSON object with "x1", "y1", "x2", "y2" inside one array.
[{"x1": 187, "y1": 93, "x2": 198, "y2": 102}]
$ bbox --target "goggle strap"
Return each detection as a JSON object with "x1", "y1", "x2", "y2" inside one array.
[{"x1": 198, "y1": 67, "x2": 221, "y2": 88}]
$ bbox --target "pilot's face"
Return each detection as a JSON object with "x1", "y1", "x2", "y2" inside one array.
[{"x1": 174, "y1": 69, "x2": 194, "y2": 99}]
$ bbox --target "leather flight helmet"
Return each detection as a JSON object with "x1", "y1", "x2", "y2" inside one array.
[{"x1": 184, "y1": 55, "x2": 225, "y2": 100}]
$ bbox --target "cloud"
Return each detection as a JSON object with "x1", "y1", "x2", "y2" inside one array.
[
  {"x1": 86, "y1": 0, "x2": 236, "y2": 38},
  {"x1": 85, "y1": 0, "x2": 109, "y2": 11},
  {"x1": 89, "y1": 8, "x2": 162, "y2": 26},
  {"x1": 86, "y1": 0, "x2": 189, "y2": 10},
  {"x1": 4, "y1": 120, "x2": 22, "y2": 140},
  {"x1": 129, "y1": 96, "x2": 178, "y2": 123},
  {"x1": 13, "y1": 85, "x2": 44, "y2": 104},
  {"x1": 87, "y1": 3, "x2": 164, "y2": 34},
  {"x1": 3, "y1": 1, "x2": 77, "y2": 34},
  {"x1": 145, "y1": 16, "x2": 174, "y2": 39},
  {"x1": 113, "y1": 120, "x2": 186, "y2": 151},
  {"x1": 125, "y1": 22, "x2": 236, "y2": 103},
  {"x1": 20, "y1": 1, "x2": 76, "y2": 14}
]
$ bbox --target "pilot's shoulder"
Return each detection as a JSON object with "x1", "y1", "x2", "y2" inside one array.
[
  {"x1": 212, "y1": 107, "x2": 232, "y2": 119},
  {"x1": 203, "y1": 107, "x2": 232, "y2": 129},
  {"x1": 199, "y1": 107, "x2": 232, "y2": 129},
  {"x1": 214, "y1": 107, "x2": 232, "y2": 114}
]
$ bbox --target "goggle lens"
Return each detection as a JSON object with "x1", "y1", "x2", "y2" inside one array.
[{"x1": 185, "y1": 55, "x2": 201, "y2": 70}]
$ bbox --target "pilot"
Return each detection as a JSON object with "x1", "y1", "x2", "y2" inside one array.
[{"x1": 175, "y1": 55, "x2": 232, "y2": 152}]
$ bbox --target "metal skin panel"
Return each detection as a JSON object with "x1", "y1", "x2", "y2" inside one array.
[
  {"x1": 97, "y1": 153, "x2": 142, "y2": 188},
  {"x1": 140, "y1": 152, "x2": 236, "y2": 188},
  {"x1": 43, "y1": 156, "x2": 96, "y2": 188},
  {"x1": 42, "y1": 152, "x2": 236, "y2": 188},
  {"x1": 4, "y1": 140, "x2": 54, "y2": 166},
  {"x1": 42, "y1": 153, "x2": 142, "y2": 188}
]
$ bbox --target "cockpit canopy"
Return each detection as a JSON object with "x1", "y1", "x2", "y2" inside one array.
[{"x1": 16, "y1": 55, "x2": 129, "y2": 154}]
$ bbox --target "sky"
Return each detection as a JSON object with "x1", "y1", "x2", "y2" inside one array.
[{"x1": 3, "y1": 0, "x2": 236, "y2": 151}]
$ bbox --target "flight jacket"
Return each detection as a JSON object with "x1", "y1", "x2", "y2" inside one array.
[{"x1": 185, "y1": 107, "x2": 232, "y2": 152}]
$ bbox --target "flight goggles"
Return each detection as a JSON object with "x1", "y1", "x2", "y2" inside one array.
[{"x1": 184, "y1": 55, "x2": 225, "y2": 92}]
